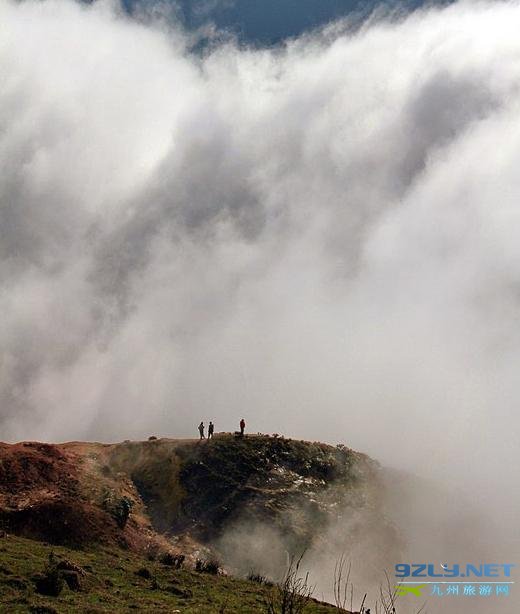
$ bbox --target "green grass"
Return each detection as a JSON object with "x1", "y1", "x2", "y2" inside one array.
[{"x1": 0, "y1": 534, "x2": 339, "y2": 613}]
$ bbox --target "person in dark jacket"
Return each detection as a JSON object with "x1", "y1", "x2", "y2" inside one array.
[
  {"x1": 198, "y1": 421, "x2": 205, "y2": 439},
  {"x1": 208, "y1": 421, "x2": 214, "y2": 439},
  {"x1": 239, "y1": 418, "x2": 245, "y2": 436}
]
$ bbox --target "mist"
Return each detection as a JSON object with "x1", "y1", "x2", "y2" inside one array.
[{"x1": 2, "y1": 0, "x2": 520, "y2": 608}]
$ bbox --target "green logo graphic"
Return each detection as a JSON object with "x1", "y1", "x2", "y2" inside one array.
[{"x1": 395, "y1": 584, "x2": 427, "y2": 597}]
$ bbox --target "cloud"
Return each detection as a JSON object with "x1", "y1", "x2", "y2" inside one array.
[{"x1": 2, "y1": 1, "x2": 520, "y2": 582}]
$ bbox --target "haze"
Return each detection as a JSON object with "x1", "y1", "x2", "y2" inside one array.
[{"x1": 2, "y1": 2, "x2": 519, "y2": 608}]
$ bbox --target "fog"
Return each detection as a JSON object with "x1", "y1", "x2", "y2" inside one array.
[{"x1": 2, "y1": 0, "x2": 520, "y2": 609}]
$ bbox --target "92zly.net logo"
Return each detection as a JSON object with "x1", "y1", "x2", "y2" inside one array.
[{"x1": 394, "y1": 563, "x2": 515, "y2": 599}]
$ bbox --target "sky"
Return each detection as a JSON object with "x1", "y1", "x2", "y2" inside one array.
[
  {"x1": 2, "y1": 2, "x2": 520, "y2": 597},
  {"x1": 121, "y1": 0, "x2": 440, "y2": 44}
]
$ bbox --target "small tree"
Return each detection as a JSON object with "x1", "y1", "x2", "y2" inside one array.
[
  {"x1": 333, "y1": 553, "x2": 354, "y2": 613},
  {"x1": 331, "y1": 557, "x2": 426, "y2": 614},
  {"x1": 264, "y1": 553, "x2": 314, "y2": 614}
]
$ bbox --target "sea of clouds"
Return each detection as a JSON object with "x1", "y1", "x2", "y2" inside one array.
[{"x1": 2, "y1": 2, "x2": 520, "y2": 604}]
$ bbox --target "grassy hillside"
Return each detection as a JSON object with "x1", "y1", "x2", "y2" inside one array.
[{"x1": 0, "y1": 533, "x2": 341, "y2": 614}]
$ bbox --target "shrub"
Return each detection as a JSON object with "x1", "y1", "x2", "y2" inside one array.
[
  {"x1": 247, "y1": 570, "x2": 269, "y2": 585},
  {"x1": 34, "y1": 567, "x2": 64, "y2": 597},
  {"x1": 160, "y1": 552, "x2": 185, "y2": 568},
  {"x1": 61, "y1": 570, "x2": 82, "y2": 591},
  {"x1": 195, "y1": 558, "x2": 221, "y2": 574},
  {"x1": 33, "y1": 552, "x2": 85, "y2": 597}
]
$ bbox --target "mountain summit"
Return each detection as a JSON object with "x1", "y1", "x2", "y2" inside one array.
[{"x1": 0, "y1": 435, "x2": 400, "y2": 612}]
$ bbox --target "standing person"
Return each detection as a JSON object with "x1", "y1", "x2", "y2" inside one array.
[
  {"x1": 208, "y1": 421, "x2": 214, "y2": 439},
  {"x1": 239, "y1": 418, "x2": 245, "y2": 436},
  {"x1": 198, "y1": 421, "x2": 205, "y2": 440}
]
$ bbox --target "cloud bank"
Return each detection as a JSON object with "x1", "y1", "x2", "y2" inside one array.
[{"x1": 2, "y1": 0, "x2": 520, "y2": 559}]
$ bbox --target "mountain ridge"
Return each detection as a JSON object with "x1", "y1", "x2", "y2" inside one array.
[{"x1": 0, "y1": 434, "x2": 400, "y2": 612}]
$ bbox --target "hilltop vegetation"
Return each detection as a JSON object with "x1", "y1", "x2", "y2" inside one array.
[{"x1": 0, "y1": 435, "x2": 383, "y2": 553}]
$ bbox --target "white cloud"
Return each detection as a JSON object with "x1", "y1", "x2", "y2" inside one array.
[{"x1": 2, "y1": 0, "x2": 520, "y2": 547}]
